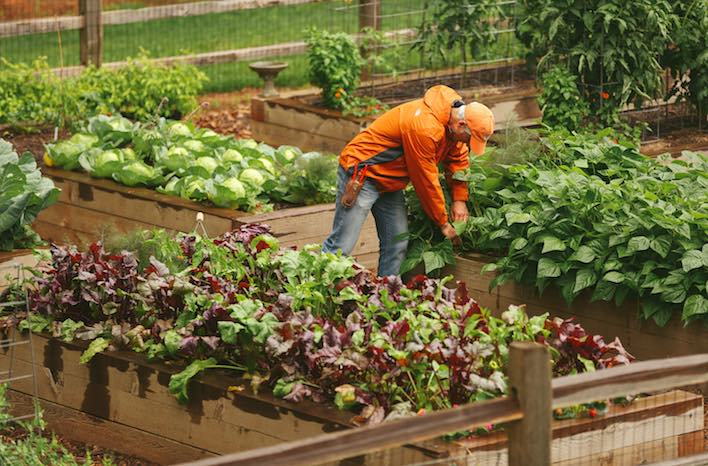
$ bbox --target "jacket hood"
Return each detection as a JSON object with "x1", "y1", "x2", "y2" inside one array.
[{"x1": 422, "y1": 85, "x2": 462, "y2": 126}]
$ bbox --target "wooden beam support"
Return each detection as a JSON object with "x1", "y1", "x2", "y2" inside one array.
[
  {"x1": 552, "y1": 353, "x2": 708, "y2": 408},
  {"x1": 507, "y1": 342, "x2": 552, "y2": 466},
  {"x1": 175, "y1": 397, "x2": 522, "y2": 466},
  {"x1": 79, "y1": 0, "x2": 102, "y2": 67},
  {"x1": 359, "y1": 0, "x2": 380, "y2": 31}
]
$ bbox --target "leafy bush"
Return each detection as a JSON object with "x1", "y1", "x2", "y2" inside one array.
[
  {"x1": 663, "y1": 0, "x2": 708, "y2": 117},
  {"x1": 306, "y1": 28, "x2": 363, "y2": 110},
  {"x1": 5, "y1": 225, "x2": 631, "y2": 420},
  {"x1": 0, "y1": 56, "x2": 206, "y2": 126},
  {"x1": 0, "y1": 59, "x2": 67, "y2": 126},
  {"x1": 406, "y1": 129, "x2": 708, "y2": 327},
  {"x1": 517, "y1": 0, "x2": 676, "y2": 126},
  {"x1": 0, "y1": 139, "x2": 59, "y2": 251},
  {"x1": 538, "y1": 65, "x2": 589, "y2": 131},
  {"x1": 415, "y1": 0, "x2": 503, "y2": 67},
  {"x1": 73, "y1": 57, "x2": 207, "y2": 121}
]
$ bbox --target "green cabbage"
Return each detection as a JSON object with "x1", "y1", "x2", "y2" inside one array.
[
  {"x1": 45, "y1": 133, "x2": 99, "y2": 170},
  {"x1": 240, "y1": 168, "x2": 265, "y2": 187},
  {"x1": 112, "y1": 161, "x2": 162, "y2": 187},
  {"x1": 207, "y1": 177, "x2": 247, "y2": 208},
  {"x1": 183, "y1": 139, "x2": 208, "y2": 155},
  {"x1": 276, "y1": 145, "x2": 302, "y2": 165},
  {"x1": 193, "y1": 156, "x2": 218, "y2": 175},
  {"x1": 222, "y1": 148, "x2": 243, "y2": 164},
  {"x1": 167, "y1": 121, "x2": 192, "y2": 138},
  {"x1": 156, "y1": 146, "x2": 193, "y2": 172}
]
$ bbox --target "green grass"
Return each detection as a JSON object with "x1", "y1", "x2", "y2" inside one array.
[
  {"x1": 0, "y1": 0, "x2": 427, "y2": 91},
  {"x1": 0, "y1": 0, "x2": 524, "y2": 92}
]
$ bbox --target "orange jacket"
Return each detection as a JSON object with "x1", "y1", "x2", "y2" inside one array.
[{"x1": 340, "y1": 85, "x2": 469, "y2": 227}]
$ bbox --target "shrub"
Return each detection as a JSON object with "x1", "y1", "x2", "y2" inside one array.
[
  {"x1": 538, "y1": 65, "x2": 589, "y2": 131},
  {"x1": 0, "y1": 55, "x2": 207, "y2": 126},
  {"x1": 305, "y1": 28, "x2": 363, "y2": 110},
  {"x1": 517, "y1": 0, "x2": 677, "y2": 126}
]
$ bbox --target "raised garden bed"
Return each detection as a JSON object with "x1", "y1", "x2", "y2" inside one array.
[
  {"x1": 251, "y1": 63, "x2": 706, "y2": 157},
  {"x1": 445, "y1": 254, "x2": 708, "y2": 361},
  {"x1": 1, "y1": 330, "x2": 703, "y2": 465},
  {"x1": 33, "y1": 167, "x2": 379, "y2": 270},
  {"x1": 450, "y1": 390, "x2": 704, "y2": 465},
  {"x1": 251, "y1": 62, "x2": 540, "y2": 154},
  {"x1": 0, "y1": 250, "x2": 41, "y2": 291}
]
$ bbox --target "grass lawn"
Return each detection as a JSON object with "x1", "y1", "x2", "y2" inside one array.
[{"x1": 0, "y1": 0, "x2": 521, "y2": 92}]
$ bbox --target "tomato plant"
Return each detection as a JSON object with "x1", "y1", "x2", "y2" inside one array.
[{"x1": 516, "y1": 0, "x2": 676, "y2": 126}]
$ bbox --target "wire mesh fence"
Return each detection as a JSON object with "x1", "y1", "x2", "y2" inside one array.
[
  {"x1": 0, "y1": 0, "x2": 525, "y2": 93},
  {"x1": 304, "y1": 386, "x2": 707, "y2": 466},
  {"x1": 176, "y1": 349, "x2": 708, "y2": 466}
]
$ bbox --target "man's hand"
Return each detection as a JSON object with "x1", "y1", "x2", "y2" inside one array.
[
  {"x1": 451, "y1": 200, "x2": 469, "y2": 222},
  {"x1": 441, "y1": 223, "x2": 462, "y2": 247}
]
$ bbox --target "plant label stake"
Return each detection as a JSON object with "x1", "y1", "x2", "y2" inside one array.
[{"x1": 194, "y1": 212, "x2": 209, "y2": 238}]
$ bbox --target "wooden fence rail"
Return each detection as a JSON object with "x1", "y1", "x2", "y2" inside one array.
[
  {"x1": 1, "y1": 0, "x2": 395, "y2": 77},
  {"x1": 176, "y1": 348, "x2": 708, "y2": 466},
  {"x1": 51, "y1": 28, "x2": 416, "y2": 78},
  {"x1": 0, "y1": 0, "x2": 318, "y2": 38}
]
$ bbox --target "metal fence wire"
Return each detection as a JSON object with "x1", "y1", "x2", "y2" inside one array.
[
  {"x1": 0, "y1": 0, "x2": 523, "y2": 93},
  {"x1": 311, "y1": 387, "x2": 707, "y2": 466},
  {"x1": 176, "y1": 348, "x2": 708, "y2": 466}
]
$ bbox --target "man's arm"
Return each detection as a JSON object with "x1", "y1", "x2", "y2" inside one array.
[
  {"x1": 401, "y1": 128, "x2": 452, "y2": 228},
  {"x1": 443, "y1": 141, "x2": 470, "y2": 222}
]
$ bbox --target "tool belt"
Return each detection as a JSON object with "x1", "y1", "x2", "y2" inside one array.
[{"x1": 341, "y1": 165, "x2": 369, "y2": 208}]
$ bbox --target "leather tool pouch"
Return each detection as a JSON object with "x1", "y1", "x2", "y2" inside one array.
[{"x1": 340, "y1": 178, "x2": 363, "y2": 208}]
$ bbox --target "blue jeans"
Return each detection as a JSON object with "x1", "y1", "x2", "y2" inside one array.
[{"x1": 323, "y1": 166, "x2": 409, "y2": 276}]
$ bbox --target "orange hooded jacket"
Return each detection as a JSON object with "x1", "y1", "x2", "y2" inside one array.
[{"x1": 340, "y1": 85, "x2": 470, "y2": 227}]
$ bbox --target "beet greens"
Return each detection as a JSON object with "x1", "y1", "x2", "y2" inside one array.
[{"x1": 3, "y1": 225, "x2": 632, "y2": 424}]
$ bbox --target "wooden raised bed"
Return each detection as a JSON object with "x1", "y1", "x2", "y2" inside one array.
[
  {"x1": 445, "y1": 254, "x2": 708, "y2": 360},
  {"x1": 0, "y1": 331, "x2": 703, "y2": 465},
  {"x1": 450, "y1": 391, "x2": 704, "y2": 466},
  {"x1": 251, "y1": 63, "x2": 704, "y2": 158},
  {"x1": 0, "y1": 250, "x2": 42, "y2": 291},
  {"x1": 0, "y1": 330, "x2": 432, "y2": 465},
  {"x1": 251, "y1": 62, "x2": 541, "y2": 154},
  {"x1": 33, "y1": 167, "x2": 380, "y2": 270}
]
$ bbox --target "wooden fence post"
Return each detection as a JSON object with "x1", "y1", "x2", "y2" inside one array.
[
  {"x1": 359, "y1": 0, "x2": 380, "y2": 31},
  {"x1": 507, "y1": 341, "x2": 552, "y2": 466},
  {"x1": 79, "y1": 0, "x2": 103, "y2": 67}
]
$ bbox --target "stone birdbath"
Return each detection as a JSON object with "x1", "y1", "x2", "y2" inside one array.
[{"x1": 249, "y1": 61, "x2": 289, "y2": 98}]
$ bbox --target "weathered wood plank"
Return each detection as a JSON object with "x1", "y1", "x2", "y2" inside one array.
[
  {"x1": 452, "y1": 391, "x2": 704, "y2": 465},
  {"x1": 102, "y1": 0, "x2": 317, "y2": 26},
  {"x1": 552, "y1": 355, "x2": 708, "y2": 409},
  {"x1": 0, "y1": 16, "x2": 83, "y2": 39},
  {"x1": 32, "y1": 220, "x2": 91, "y2": 247},
  {"x1": 6, "y1": 390, "x2": 214, "y2": 464},
  {"x1": 0, "y1": 250, "x2": 40, "y2": 290},
  {"x1": 0, "y1": 0, "x2": 317, "y2": 38},
  {"x1": 79, "y1": 0, "x2": 102, "y2": 67},
  {"x1": 507, "y1": 343, "x2": 551, "y2": 466},
  {"x1": 52, "y1": 28, "x2": 416, "y2": 78},
  {"x1": 4, "y1": 331, "x2": 354, "y2": 429},
  {"x1": 447, "y1": 255, "x2": 708, "y2": 359},
  {"x1": 36, "y1": 202, "x2": 157, "y2": 238},
  {"x1": 0, "y1": 333, "x2": 353, "y2": 455},
  {"x1": 48, "y1": 176, "x2": 234, "y2": 234}
]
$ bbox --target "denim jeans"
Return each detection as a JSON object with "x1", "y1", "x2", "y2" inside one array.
[{"x1": 323, "y1": 166, "x2": 409, "y2": 276}]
